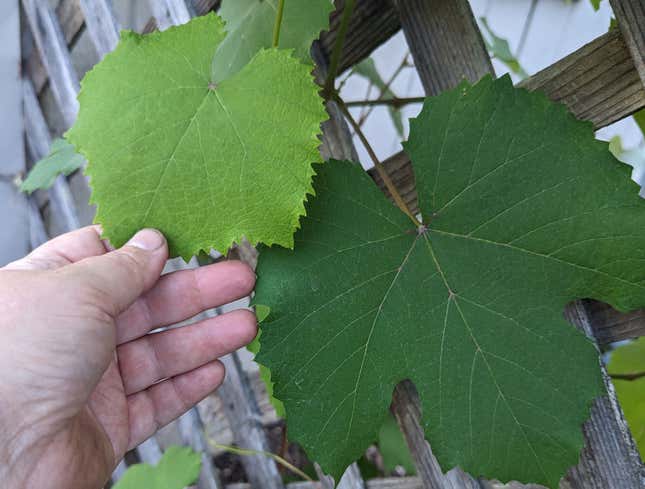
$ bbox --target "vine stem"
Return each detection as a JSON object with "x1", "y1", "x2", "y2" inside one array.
[
  {"x1": 347, "y1": 95, "x2": 425, "y2": 108},
  {"x1": 272, "y1": 0, "x2": 286, "y2": 48},
  {"x1": 323, "y1": 0, "x2": 357, "y2": 98},
  {"x1": 206, "y1": 439, "x2": 314, "y2": 482},
  {"x1": 609, "y1": 370, "x2": 645, "y2": 381},
  {"x1": 333, "y1": 93, "x2": 421, "y2": 227}
]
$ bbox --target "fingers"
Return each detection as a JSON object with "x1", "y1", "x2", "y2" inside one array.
[
  {"x1": 64, "y1": 229, "x2": 169, "y2": 317},
  {"x1": 116, "y1": 260, "x2": 256, "y2": 344},
  {"x1": 118, "y1": 309, "x2": 257, "y2": 395},
  {"x1": 4, "y1": 225, "x2": 107, "y2": 270},
  {"x1": 126, "y1": 360, "x2": 225, "y2": 450}
]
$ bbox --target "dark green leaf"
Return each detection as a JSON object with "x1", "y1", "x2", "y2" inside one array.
[{"x1": 255, "y1": 75, "x2": 645, "y2": 486}]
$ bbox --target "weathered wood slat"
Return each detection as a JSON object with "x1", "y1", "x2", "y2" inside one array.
[
  {"x1": 390, "y1": 1, "x2": 644, "y2": 488},
  {"x1": 610, "y1": 0, "x2": 645, "y2": 85},
  {"x1": 562, "y1": 304, "x2": 645, "y2": 489},
  {"x1": 22, "y1": 78, "x2": 80, "y2": 233},
  {"x1": 79, "y1": 0, "x2": 120, "y2": 58},
  {"x1": 226, "y1": 477, "x2": 422, "y2": 489},
  {"x1": 394, "y1": 0, "x2": 492, "y2": 96},
  {"x1": 585, "y1": 300, "x2": 645, "y2": 345},
  {"x1": 21, "y1": 0, "x2": 80, "y2": 128},
  {"x1": 520, "y1": 28, "x2": 645, "y2": 130},
  {"x1": 392, "y1": 381, "x2": 481, "y2": 489},
  {"x1": 178, "y1": 408, "x2": 223, "y2": 489},
  {"x1": 218, "y1": 352, "x2": 285, "y2": 489},
  {"x1": 319, "y1": 0, "x2": 400, "y2": 76}
]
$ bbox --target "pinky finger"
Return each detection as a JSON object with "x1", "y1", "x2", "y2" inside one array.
[{"x1": 125, "y1": 360, "x2": 225, "y2": 450}]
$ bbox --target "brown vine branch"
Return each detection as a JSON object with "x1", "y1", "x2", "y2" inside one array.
[
  {"x1": 347, "y1": 96, "x2": 426, "y2": 109},
  {"x1": 322, "y1": 0, "x2": 357, "y2": 98},
  {"x1": 333, "y1": 93, "x2": 421, "y2": 227},
  {"x1": 610, "y1": 370, "x2": 645, "y2": 381}
]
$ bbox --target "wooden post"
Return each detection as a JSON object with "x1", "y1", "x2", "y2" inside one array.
[
  {"x1": 21, "y1": 0, "x2": 80, "y2": 127},
  {"x1": 609, "y1": 0, "x2": 645, "y2": 85}
]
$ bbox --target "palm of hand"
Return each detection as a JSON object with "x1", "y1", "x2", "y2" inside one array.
[{"x1": 0, "y1": 227, "x2": 256, "y2": 489}]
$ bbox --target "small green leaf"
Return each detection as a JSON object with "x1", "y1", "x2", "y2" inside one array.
[
  {"x1": 255, "y1": 304, "x2": 271, "y2": 323},
  {"x1": 67, "y1": 14, "x2": 327, "y2": 259},
  {"x1": 608, "y1": 338, "x2": 645, "y2": 457},
  {"x1": 113, "y1": 446, "x2": 201, "y2": 489},
  {"x1": 352, "y1": 57, "x2": 406, "y2": 137},
  {"x1": 248, "y1": 327, "x2": 286, "y2": 418},
  {"x1": 590, "y1": 0, "x2": 602, "y2": 11},
  {"x1": 379, "y1": 414, "x2": 415, "y2": 475},
  {"x1": 20, "y1": 138, "x2": 85, "y2": 193},
  {"x1": 479, "y1": 18, "x2": 528, "y2": 79},
  {"x1": 256, "y1": 75, "x2": 645, "y2": 486},
  {"x1": 634, "y1": 109, "x2": 645, "y2": 137},
  {"x1": 213, "y1": 0, "x2": 334, "y2": 81}
]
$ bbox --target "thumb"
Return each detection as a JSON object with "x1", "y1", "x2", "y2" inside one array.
[{"x1": 67, "y1": 229, "x2": 168, "y2": 316}]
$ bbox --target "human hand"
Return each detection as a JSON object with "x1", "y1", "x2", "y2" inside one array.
[{"x1": 0, "y1": 226, "x2": 257, "y2": 489}]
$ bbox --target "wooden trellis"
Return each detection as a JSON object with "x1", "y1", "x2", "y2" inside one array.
[{"x1": 11, "y1": 0, "x2": 645, "y2": 488}]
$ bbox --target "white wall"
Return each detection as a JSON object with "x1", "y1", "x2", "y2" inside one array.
[{"x1": 0, "y1": 0, "x2": 30, "y2": 265}]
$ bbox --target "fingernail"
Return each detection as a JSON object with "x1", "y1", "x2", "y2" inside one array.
[{"x1": 126, "y1": 229, "x2": 165, "y2": 250}]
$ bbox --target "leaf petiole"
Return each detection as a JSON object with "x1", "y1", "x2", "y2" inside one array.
[
  {"x1": 333, "y1": 93, "x2": 421, "y2": 227},
  {"x1": 272, "y1": 0, "x2": 286, "y2": 48},
  {"x1": 323, "y1": 0, "x2": 356, "y2": 98}
]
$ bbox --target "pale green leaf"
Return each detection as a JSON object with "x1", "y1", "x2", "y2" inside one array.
[
  {"x1": 608, "y1": 338, "x2": 645, "y2": 457},
  {"x1": 352, "y1": 58, "x2": 405, "y2": 138},
  {"x1": 113, "y1": 446, "x2": 201, "y2": 489},
  {"x1": 634, "y1": 109, "x2": 645, "y2": 137},
  {"x1": 248, "y1": 325, "x2": 286, "y2": 418},
  {"x1": 67, "y1": 14, "x2": 326, "y2": 259},
  {"x1": 20, "y1": 138, "x2": 85, "y2": 193},
  {"x1": 378, "y1": 414, "x2": 415, "y2": 475},
  {"x1": 255, "y1": 75, "x2": 645, "y2": 486},
  {"x1": 479, "y1": 18, "x2": 528, "y2": 79},
  {"x1": 213, "y1": 0, "x2": 334, "y2": 81}
]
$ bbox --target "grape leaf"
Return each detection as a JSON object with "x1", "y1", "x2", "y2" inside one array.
[
  {"x1": 113, "y1": 446, "x2": 201, "y2": 489},
  {"x1": 254, "y1": 75, "x2": 645, "y2": 487},
  {"x1": 20, "y1": 138, "x2": 85, "y2": 193},
  {"x1": 66, "y1": 14, "x2": 326, "y2": 259},
  {"x1": 213, "y1": 0, "x2": 334, "y2": 81},
  {"x1": 608, "y1": 338, "x2": 645, "y2": 457}
]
